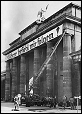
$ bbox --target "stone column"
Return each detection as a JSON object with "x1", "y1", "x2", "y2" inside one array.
[
  {"x1": 26, "y1": 56, "x2": 29, "y2": 96},
  {"x1": 33, "y1": 48, "x2": 40, "y2": 95},
  {"x1": 40, "y1": 48, "x2": 46, "y2": 97},
  {"x1": 78, "y1": 62, "x2": 81, "y2": 96},
  {"x1": 72, "y1": 62, "x2": 81, "y2": 96},
  {"x1": 5, "y1": 61, "x2": 10, "y2": 101},
  {"x1": 46, "y1": 41, "x2": 53, "y2": 97},
  {"x1": 63, "y1": 33, "x2": 72, "y2": 99},
  {"x1": 10, "y1": 61, "x2": 13, "y2": 100},
  {"x1": 53, "y1": 51, "x2": 58, "y2": 99},
  {"x1": 20, "y1": 55, "x2": 26, "y2": 94},
  {"x1": 16, "y1": 58, "x2": 20, "y2": 94},
  {"x1": 12, "y1": 58, "x2": 17, "y2": 99}
]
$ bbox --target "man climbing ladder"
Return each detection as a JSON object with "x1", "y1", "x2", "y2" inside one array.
[{"x1": 30, "y1": 29, "x2": 66, "y2": 91}]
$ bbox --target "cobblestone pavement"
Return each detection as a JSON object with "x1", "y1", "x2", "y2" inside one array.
[{"x1": 1, "y1": 102, "x2": 81, "y2": 113}]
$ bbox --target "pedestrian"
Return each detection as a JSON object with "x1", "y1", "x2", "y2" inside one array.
[
  {"x1": 54, "y1": 96, "x2": 57, "y2": 108},
  {"x1": 56, "y1": 103, "x2": 58, "y2": 109},
  {"x1": 70, "y1": 97, "x2": 74, "y2": 110},
  {"x1": 49, "y1": 97, "x2": 54, "y2": 108},
  {"x1": 14, "y1": 95, "x2": 18, "y2": 110},
  {"x1": 17, "y1": 96, "x2": 20, "y2": 110},
  {"x1": 18, "y1": 94, "x2": 21, "y2": 106},
  {"x1": 14, "y1": 95, "x2": 19, "y2": 111},
  {"x1": 74, "y1": 97, "x2": 77, "y2": 109},
  {"x1": 63, "y1": 96, "x2": 67, "y2": 110}
]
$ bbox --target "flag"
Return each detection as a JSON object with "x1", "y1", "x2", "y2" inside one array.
[
  {"x1": 37, "y1": 11, "x2": 41, "y2": 17},
  {"x1": 46, "y1": 4, "x2": 49, "y2": 10}
]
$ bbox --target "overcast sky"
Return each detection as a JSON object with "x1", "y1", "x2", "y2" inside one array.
[{"x1": 1, "y1": 1, "x2": 81, "y2": 71}]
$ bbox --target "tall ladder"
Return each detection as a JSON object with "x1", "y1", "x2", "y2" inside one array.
[{"x1": 30, "y1": 30, "x2": 66, "y2": 89}]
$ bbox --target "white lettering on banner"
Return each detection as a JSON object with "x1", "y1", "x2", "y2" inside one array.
[
  {"x1": 29, "y1": 39, "x2": 37, "y2": 50},
  {"x1": 37, "y1": 33, "x2": 53, "y2": 46},
  {"x1": 18, "y1": 44, "x2": 29, "y2": 55},
  {"x1": 6, "y1": 24, "x2": 62, "y2": 60},
  {"x1": 6, "y1": 50, "x2": 18, "y2": 60}
]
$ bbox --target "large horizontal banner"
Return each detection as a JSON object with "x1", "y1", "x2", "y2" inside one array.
[{"x1": 6, "y1": 24, "x2": 62, "y2": 60}]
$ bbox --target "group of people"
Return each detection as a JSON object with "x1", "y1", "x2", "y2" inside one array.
[
  {"x1": 13, "y1": 94, "x2": 77, "y2": 110},
  {"x1": 44, "y1": 95, "x2": 77, "y2": 110},
  {"x1": 47, "y1": 95, "x2": 77, "y2": 110},
  {"x1": 63, "y1": 96, "x2": 77, "y2": 110}
]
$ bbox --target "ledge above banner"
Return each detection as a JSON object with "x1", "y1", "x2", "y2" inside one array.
[{"x1": 6, "y1": 24, "x2": 63, "y2": 61}]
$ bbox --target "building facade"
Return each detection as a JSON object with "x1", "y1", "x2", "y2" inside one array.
[{"x1": 2, "y1": 3, "x2": 81, "y2": 102}]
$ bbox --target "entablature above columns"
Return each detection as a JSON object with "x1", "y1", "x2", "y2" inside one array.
[{"x1": 3, "y1": 13, "x2": 81, "y2": 56}]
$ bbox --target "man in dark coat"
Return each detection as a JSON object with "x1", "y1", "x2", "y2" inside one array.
[
  {"x1": 70, "y1": 97, "x2": 74, "y2": 110},
  {"x1": 63, "y1": 96, "x2": 67, "y2": 110}
]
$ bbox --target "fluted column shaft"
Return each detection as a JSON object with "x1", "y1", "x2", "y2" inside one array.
[
  {"x1": 33, "y1": 49, "x2": 40, "y2": 95},
  {"x1": 20, "y1": 55, "x2": 26, "y2": 94},
  {"x1": 63, "y1": 33, "x2": 72, "y2": 99},
  {"x1": 26, "y1": 56, "x2": 29, "y2": 96},
  {"x1": 12, "y1": 58, "x2": 17, "y2": 98},
  {"x1": 46, "y1": 41, "x2": 53, "y2": 97},
  {"x1": 5, "y1": 61, "x2": 10, "y2": 101},
  {"x1": 72, "y1": 62, "x2": 81, "y2": 96}
]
